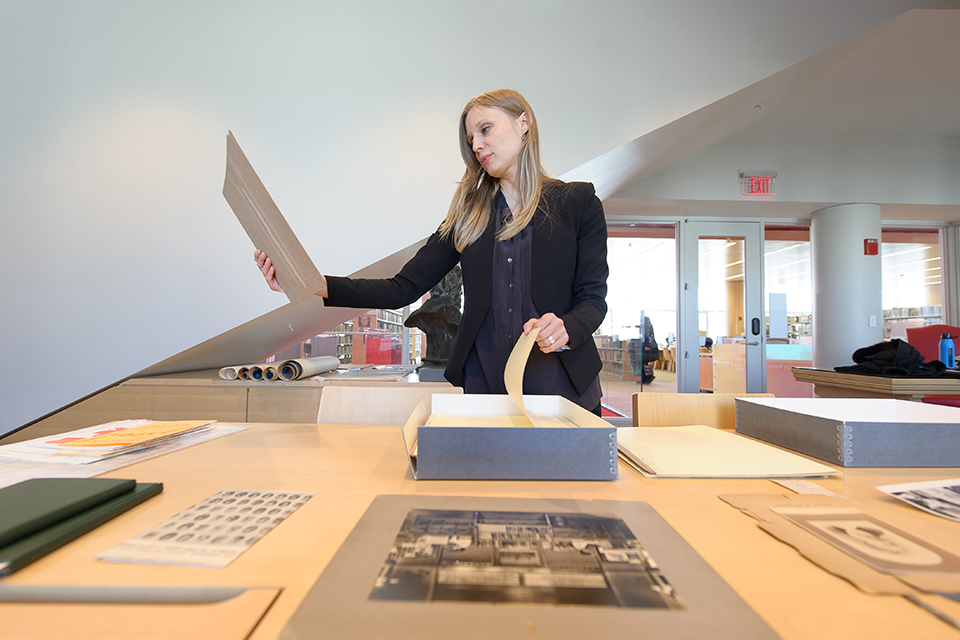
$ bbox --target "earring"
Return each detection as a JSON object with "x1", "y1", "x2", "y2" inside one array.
[{"x1": 521, "y1": 132, "x2": 528, "y2": 142}]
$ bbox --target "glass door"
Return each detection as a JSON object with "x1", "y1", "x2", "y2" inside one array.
[
  {"x1": 598, "y1": 223, "x2": 678, "y2": 419},
  {"x1": 679, "y1": 221, "x2": 764, "y2": 393}
]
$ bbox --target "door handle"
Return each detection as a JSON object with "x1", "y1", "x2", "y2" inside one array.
[
  {"x1": 751, "y1": 317, "x2": 761, "y2": 335},
  {"x1": 746, "y1": 341, "x2": 760, "y2": 346}
]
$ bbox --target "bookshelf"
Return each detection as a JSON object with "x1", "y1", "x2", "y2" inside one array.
[
  {"x1": 594, "y1": 335, "x2": 623, "y2": 378},
  {"x1": 883, "y1": 305, "x2": 942, "y2": 339}
]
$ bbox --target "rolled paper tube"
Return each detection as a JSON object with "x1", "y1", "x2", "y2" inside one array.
[
  {"x1": 218, "y1": 367, "x2": 238, "y2": 380},
  {"x1": 249, "y1": 366, "x2": 264, "y2": 381},
  {"x1": 263, "y1": 366, "x2": 279, "y2": 381},
  {"x1": 237, "y1": 367, "x2": 251, "y2": 380},
  {"x1": 278, "y1": 361, "x2": 303, "y2": 381},
  {"x1": 277, "y1": 356, "x2": 341, "y2": 380}
]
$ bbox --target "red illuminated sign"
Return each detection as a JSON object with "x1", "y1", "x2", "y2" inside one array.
[{"x1": 742, "y1": 175, "x2": 775, "y2": 196}]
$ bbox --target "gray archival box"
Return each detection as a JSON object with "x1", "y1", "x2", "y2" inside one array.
[{"x1": 735, "y1": 397, "x2": 960, "y2": 467}]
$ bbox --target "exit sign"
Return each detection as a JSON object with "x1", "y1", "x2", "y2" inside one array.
[{"x1": 739, "y1": 171, "x2": 777, "y2": 196}]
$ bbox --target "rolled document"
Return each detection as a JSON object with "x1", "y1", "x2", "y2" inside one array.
[
  {"x1": 218, "y1": 356, "x2": 340, "y2": 381},
  {"x1": 218, "y1": 367, "x2": 239, "y2": 380},
  {"x1": 217, "y1": 364, "x2": 261, "y2": 380},
  {"x1": 277, "y1": 356, "x2": 340, "y2": 380}
]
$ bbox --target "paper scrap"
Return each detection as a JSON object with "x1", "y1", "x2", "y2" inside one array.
[
  {"x1": 98, "y1": 488, "x2": 314, "y2": 569},
  {"x1": 772, "y1": 479, "x2": 843, "y2": 496},
  {"x1": 504, "y1": 327, "x2": 540, "y2": 426}
]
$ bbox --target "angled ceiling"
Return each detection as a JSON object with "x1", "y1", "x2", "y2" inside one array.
[
  {"x1": 751, "y1": 9, "x2": 960, "y2": 136},
  {"x1": 563, "y1": 8, "x2": 960, "y2": 221}
]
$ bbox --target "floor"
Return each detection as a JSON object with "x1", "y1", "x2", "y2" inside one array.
[{"x1": 600, "y1": 369, "x2": 677, "y2": 418}]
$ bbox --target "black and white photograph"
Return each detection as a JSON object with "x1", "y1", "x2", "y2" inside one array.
[
  {"x1": 772, "y1": 506, "x2": 960, "y2": 575},
  {"x1": 97, "y1": 488, "x2": 314, "y2": 568},
  {"x1": 877, "y1": 478, "x2": 960, "y2": 523},
  {"x1": 369, "y1": 508, "x2": 684, "y2": 609}
]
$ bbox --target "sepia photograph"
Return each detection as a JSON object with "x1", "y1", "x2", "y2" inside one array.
[
  {"x1": 772, "y1": 506, "x2": 960, "y2": 574},
  {"x1": 369, "y1": 508, "x2": 684, "y2": 609}
]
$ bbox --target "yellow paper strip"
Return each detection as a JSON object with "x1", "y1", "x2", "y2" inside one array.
[{"x1": 504, "y1": 328, "x2": 539, "y2": 427}]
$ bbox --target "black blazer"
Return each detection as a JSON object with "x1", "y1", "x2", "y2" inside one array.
[{"x1": 325, "y1": 180, "x2": 608, "y2": 396}]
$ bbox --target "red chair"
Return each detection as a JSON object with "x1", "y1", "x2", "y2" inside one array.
[{"x1": 905, "y1": 324, "x2": 960, "y2": 407}]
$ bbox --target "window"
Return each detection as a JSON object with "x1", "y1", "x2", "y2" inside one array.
[
  {"x1": 882, "y1": 228, "x2": 942, "y2": 339},
  {"x1": 764, "y1": 225, "x2": 813, "y2": 397}
]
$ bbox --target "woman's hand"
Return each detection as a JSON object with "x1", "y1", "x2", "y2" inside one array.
[
  {"x1": 524, "y1": 313, "x2": 568, "y2": 353},
  {"x1": 254, "y1": 249, "x2": 283, "y2": 293}
]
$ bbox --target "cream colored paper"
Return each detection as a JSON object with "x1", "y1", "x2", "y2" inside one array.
[
  {"x1": 3, "y1": 587, "x2": 281, "y2": 640},
  {"x1": 222, "y1": 131, "x2": 326, "y2": 305},
  {"x1": 504, "y1": 327, "x2": 539, "y2": 426},
  {"x1": 617, "y1": 425, "x2": 838, "y2": 478},
  {"x1": 425, "y1": 413, "x2": 573, "y2": 427}
]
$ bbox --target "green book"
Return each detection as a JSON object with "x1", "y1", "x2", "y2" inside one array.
[
  {"x1": 0, "y1": 481, "x2": 163, "y2": 576},
  {"x1": 0, "y1": 477, "x2": 136, "y2": 548}
]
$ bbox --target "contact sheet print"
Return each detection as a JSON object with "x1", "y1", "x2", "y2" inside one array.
[{"x1": 98, "y1": 489, "x2": 314, "y2": 569}]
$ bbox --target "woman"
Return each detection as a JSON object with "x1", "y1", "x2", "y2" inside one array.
[{"x1": 256, "y1": 89, "x2": 608, "y2": 413}]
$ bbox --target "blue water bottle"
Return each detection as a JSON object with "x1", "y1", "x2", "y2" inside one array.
[{"x1": 939, "y1": 333, "x2": 956, "y2": 369}]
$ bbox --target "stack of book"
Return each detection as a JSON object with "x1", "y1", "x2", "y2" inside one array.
[
  {"x1": 0, "y1": 420, "x2": 216, "y2": 465},
  {"x1": 0, "y1": 477, "x2": 163, "y2": 575}
]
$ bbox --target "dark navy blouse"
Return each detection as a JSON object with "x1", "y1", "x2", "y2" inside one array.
[{"x1": 462, "y1": 192, "x2": 602, "y2": 411}]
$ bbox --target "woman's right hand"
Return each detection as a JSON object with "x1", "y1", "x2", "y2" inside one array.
[{"x1": 254, "y1": 249, "x2": 283, "y2": 292}]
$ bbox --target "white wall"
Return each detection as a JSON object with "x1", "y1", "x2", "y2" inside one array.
[
  {"x1": 0, "y1": 0, "x2": 943, "y2": 436},
  {"x1": 616, "y1": 130, "x2": 960, "y2": 206}
]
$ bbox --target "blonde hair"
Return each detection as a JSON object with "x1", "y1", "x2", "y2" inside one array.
[{"x1": 439, "y1": 89, "x2": 548, "y2": 251}]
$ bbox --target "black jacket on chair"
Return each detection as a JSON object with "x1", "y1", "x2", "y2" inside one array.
[{"x1": 324, "y1": 180, "x2": 609, "y2": 396}]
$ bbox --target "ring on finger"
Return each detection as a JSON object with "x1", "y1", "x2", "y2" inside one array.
[{"x1": 548, "y1": 336, "x2": 556, "y2": 344}]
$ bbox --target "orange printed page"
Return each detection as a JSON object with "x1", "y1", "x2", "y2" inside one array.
[{"x1": 61, "y1": 421, "x2": 217, "y2": 449}]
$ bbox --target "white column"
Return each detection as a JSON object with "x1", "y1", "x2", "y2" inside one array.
[{"x1": 811, "y1": 204, "x2": 883, "y2": 370}]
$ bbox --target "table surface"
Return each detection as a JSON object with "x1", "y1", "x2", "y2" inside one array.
[
  {"x1": 793, "y1": 366, "x2": 960, "y2": 400},
  {"x1": 4, "y1": 422, "x2": 960, "y2": 640}
]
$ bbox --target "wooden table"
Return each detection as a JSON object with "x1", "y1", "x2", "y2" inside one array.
[
  {"x1": 792, "y1": 367, "x2": 960, "y2": 401},
  {"x1": 3, "y1": 369, "x2": 451, "y2": 445},
  {"x1": 4, "y1": 422, "x2": 960, "y2": 639}
]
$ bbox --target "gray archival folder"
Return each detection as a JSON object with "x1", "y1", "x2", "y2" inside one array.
[{"x1": 282, "y1": 495, "x2": 780, "y2": 640}]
